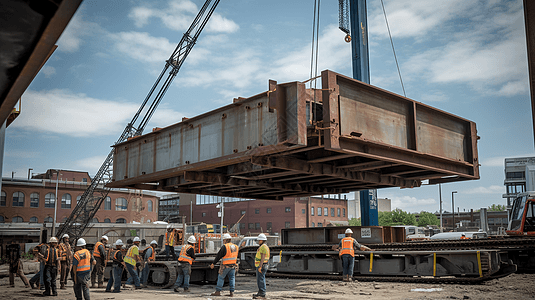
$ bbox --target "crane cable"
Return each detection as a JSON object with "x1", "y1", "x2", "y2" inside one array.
[
  {"x1": 380, "y1": 0, "x2": 406, "y2": 97},
  {"x1": 309, "y1": 0, "x2": 321, "y2": 124}
]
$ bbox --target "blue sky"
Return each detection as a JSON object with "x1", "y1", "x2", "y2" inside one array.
[{"x1": 5, "y1": 0, "x2": 534, "y2": 213}]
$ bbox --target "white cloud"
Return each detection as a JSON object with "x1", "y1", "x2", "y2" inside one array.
[
  {"x1": 110, "y1": 32, "x2": 176, "y2": 64},
  {"x1": 73, "y1": 155, "x2": 108, "y2": 175},
  {"x1": 12, "y1": 89, "x2": 185, "y2": 138},
  {"x1": 57, "y1": 13, "x2": 101, "y2": 53},
  {"x1": 482, "y1": 156, "x2": 506, "y2": 167},
  {"x1": 463, "y1": 185, "x2": 504, "y2": 195},
  {"x1": 390, "y1": 195, "x2": 436, "y2": 211},
  {"x1": 129, "y1": 0, "x2": 238, "y2": 33},
  {"x1": 41, "y1": 66, "x2": 56, "y2": 78}
]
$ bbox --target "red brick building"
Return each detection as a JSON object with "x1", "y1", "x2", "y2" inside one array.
[
  {"x1": 181, "y1": 195, "x2": 348, "y2": 235},
  {"x1": 0, "y1": 169, "x2": 159, "y2": 224}
]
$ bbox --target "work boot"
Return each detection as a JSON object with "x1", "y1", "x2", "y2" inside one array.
[
  {"x1": 30, "y1": 282, "x2": 36, "y2": 289},
  {"x1": 211, "y1": 291, "x2": 221, "y2": 296},
  {"x1": 183, "y1": 288, "x2": 190, "y2": 292},
  {"x1": 229, "y1": 291, "x2": 234, "y2": 297},
  {"x1": 60, "y1": 283, "x2": 66, "y2": 290},
  {"x1": 348, "y1": 276, "x2": 353, "y2": 282},
  {"x1": 98, "y1": 283, "x2": 104, "y2": 288},
  {"x1": 174, "y1": 287, "x2": 180, "y2": 293}
]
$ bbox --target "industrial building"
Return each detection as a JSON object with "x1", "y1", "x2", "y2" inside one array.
[{"x1": 503, "y1": 156, "x2": 535, "y2": 206}]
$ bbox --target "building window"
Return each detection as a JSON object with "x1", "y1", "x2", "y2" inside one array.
[
  {"x1": 285, "y1": 207, "x2": 291, "y2": 212},
  {"x1": 13, "y1": 191, "x2": 25, "y2": 207},
  {"x1": 61, "y1": 193, "x2": 72, "y2": 209},
  {"x1": 202, "y1": 212, "x2": 206, "y2": 217},
  {"x1": 30, "y1": 193, "x2": 39, "y2": 208},
  {"x1": 92, "y1": 218, "x2": 98, "y2": 223},
  {"x1": 311, "y1": 222, "x2": 315, "y2": 227},
  {"x1": 343, "y1": 208, "x2": 346, "y2": 217},
  {"x1": 147, "y1": 200, "x2": 153, "y2": 212},
  {"x1": 255, "y1": 223, "x2": 261, "y2": 230},
  {"x1": 267, "y1": 222, "x2": 272, "y2": 232},
  {"x1": 248, "y1": 223, "x2": 254, "y2": 229},
  {"x1": 267, "y1": 208, "x2": 272, "y2": 213},
  {"x1": 44, "y1": 216, "x2": 53, "y2": 223},
  {"x1": 337, "y1": 208, "x2": 341, "y2": 217},
  {"x1": 45, "y1": 193, "x2": 55, "y2": 208},
  {"x1": 0, "y1": 215, "x2": 4, "y2": 223},
  {"x1": 324, "y1": 207, "x2": 328, "y2": 216},
  {"x1": 116, "y1": 197, "x2": 128, "y2": 211},
  {"x1": 104, "y1": 197, "x2": 111, "y2": 210},
  {"x1": 311, "y1": 206, "x2": 314, "y2": 216},
  {"x1": 255, "y1": 208, "x2": 260, "y2": 214},
  {"x1": 318, "y1": 207, "x2": 322, "y2": 216},
  {"x1": 240, "y1": 223, "x2": 246, "y2": 229},
  {"x1": 116, "y1": 218, "x2": 127, "y2": 223},
  {"x1": 30, "y1": 216, "x2": 38, "y2": 223},
  {"x1": 285, "y1": 222, "x2": 291, "y2": 228},
  {"x1": 241, "y1": 210, "x2": 246, "y2": 215},
  {"x1": 331, "y1": 208, "x2": 335, "y2": 217},
  {"x1": 82, "y1": 178, "x2": 88, "y2": 183},
  {"x1": 317, "y1": 222, "x2": 323, "y2": 227},
  {"x1": 12, "y1": 216, "x2": 23, "y2": 223},
  {"x1": 0, "y1": 191, "x2": 6, "y2": 206},
  {"x1": 104, "y1": 218, "x2": 111, "y2": 223}
]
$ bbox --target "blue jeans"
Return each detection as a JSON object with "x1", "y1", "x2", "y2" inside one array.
[
  {"x1": 30, "y1": 261, "x2": 45, "y2": 286},
  {"x1": 106, "y1": 266, "x2": 122, "y2": 292},
  {"x1": 140, "y1": 262, "x2": 150, "y2": 285},
  {"x1": 165, "y1": 245, "x2": 176, "y2": 260},
  {"x1": 256, "y1": 264, "x2": 267, "y2": 296},
  {"x1": 174, "y1": 263, "x2": 191, "y2": 290},
  {"x1": 125, "y1": 263, "x2": 140, "y2": 287},
  {"x1": 74, "y1": 271, "x2": 90, "y2": 300},
  {"x1": 341, "y1": 254, "x2": 355, "y2": 276},
  {"x1": 216, "y1": 266, "x2": 235, "y2": 292}
]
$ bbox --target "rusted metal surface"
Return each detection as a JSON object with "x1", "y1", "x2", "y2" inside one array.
[
  {"x1": 280, "y1": 226, "x2": 406, "y2": 245},
  {"x1": 525, "y1": 0, "x2": 535, "y2": 147},
  {"x1": 109, "y1": 69, "x2": 479, "y2": 200}
]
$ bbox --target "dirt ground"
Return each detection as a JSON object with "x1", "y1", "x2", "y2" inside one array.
[{"x1": 1, "y1": 272, "x2": 534, "y2": 300}]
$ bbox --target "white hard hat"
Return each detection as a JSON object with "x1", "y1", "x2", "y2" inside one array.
[
  {"x1": 115, "y1": 239, "x2": 124, "y2": 246},
  {"x1": 345, "y1": 228, "x2": 353, "y2": 234},
  {"x1": 150, "y1": 240, "x2": 158, "y2": 245},
  {"x1": 101, "y1": 235, "x2": 109, "y2": 241},
  {"x1": 62, "y1": 234, "x2": 69, "y2": 239},
  {"x1": 76, "y1": 238, "x2": 86, "y2": 247},
  {"x1": 222, "y1": 233, "x2": 232, "y2": 240},
  {"x1": 187, "y1": 236, "x2": 196, "y2": 244},
  {"x1": 167, "y1": 224, "x2": 172, "y2": 229},
  {"x1": 257, "y1": 233, "x2": 267, "y2": 241},
  {"x1": 133, "y1": 237, "x2": 141, "y2": 242},
  {"x1": 49, "y1": 237, "x2": 58, "y2": 243}
]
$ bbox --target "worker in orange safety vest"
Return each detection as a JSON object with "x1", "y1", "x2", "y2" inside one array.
[
  {"x1": 165, "y1": 225, "x2": 177, "y2": 261},
  {"x1": 209, "y1": 233, "x2": 238, "y2": 297},
  {"x1": 173, "y1": 235, "x2": 196, "y2": 293},
  {"x1": 334, "y1": 228, "x2": 373, "y2": 282},
  {"x1": 91, "y1": 235, "x2": 108, "y2": 288},
  {"x1": 73, "y1": 238, "x2": 96, "y2": 300}
]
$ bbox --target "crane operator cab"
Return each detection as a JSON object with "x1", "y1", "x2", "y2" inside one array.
[{"x1": 507, "y1": 192, "x2": 535, "y2": 236}]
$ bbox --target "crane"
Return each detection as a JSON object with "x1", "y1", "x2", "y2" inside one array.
[{"x1": 56, "y1": 0, "x2": 221, "y2": 241}]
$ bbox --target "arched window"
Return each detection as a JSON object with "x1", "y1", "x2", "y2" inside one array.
[
  {"x1": 13, "y1": 192, "x2": 24, "y2": 207},
  {"x1": 30, "y1": 216, "x2": 38, "y2": 223},
  {"x1": 104, "y1": 218, "x2": 111, "y2": 223},
  {"x1": 92, "y1": 218, "x2": 99, "y2": 223},
  {"x1": 12, "y1": 216, "x2": 23, "y2": 223},
  {"x1": 44, "y1": 216, "x2": 53, "y2": 223},
  {"x1": 115, "y1": 197, "x2": 127, "y2": 211},
  {"x1": 0, "y1": 216, "x2": 4, "y2": 223},
  {"x1": 1, "y1": 191, "x2": 6, "y2": 206},
  {"x1": 30, "y1": 193, "x2": 39, "y2": 208},
  {"x1": 45, "y1": 193, "x2": 55, "y2": 208},
  {"x1": 104, "y1": 197, "x2": 111, "y2": 210},
  {"x1": 61, "y1": 193, "x2": 72, "y2": 209},
  {"x1": 147, "y1": 200, "x2": 153, "y2": 212},
  {"x1": 116, "y1": 218, "x2": 126, "y2": 224}
]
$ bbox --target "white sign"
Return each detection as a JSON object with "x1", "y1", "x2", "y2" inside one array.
[
  {"x1": 217, "y1": 212, "x2": 222, "y2": 217},
  {"x1": 361, "y1": 228, "x2": 372, "y2": 238},
  {"x1": 338, "y1": 233, "x2": 346, "y2": 239}
]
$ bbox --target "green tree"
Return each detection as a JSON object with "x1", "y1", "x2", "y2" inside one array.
[
  {"x1": 488, "y1": 204, "x2": 506, "y2": 211},
  {"x1": 378, "y1": 209, "x2": 416, "y2": 226},
  {"x1": 417, "y1": 211, "x2": 440, "y2": 227},
  {"x1": 348, "y1": 218, "x2": 361, "y2": 226}
]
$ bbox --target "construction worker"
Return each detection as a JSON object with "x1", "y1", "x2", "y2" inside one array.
[
  {"x1": 73, "y1": 238, "x2": 95, "y2": 300},
  {"x1": 58, "y1": 234, "x2": 72, "y2": 289},
  {"x1": 210, "y1": 233, "x2": 238, "y2": 297},
  {"x1": 253, "y1": 233, "x2": 269, "y2": 300},
  {"x1": 29, "y1": 241, "x2": 47, "y2": 290},
  {"x1": 140, "y1": 240, "x2": 158, "y2": 287},
  {"x1": 335, "y1": 228, "x2": 372, "y2": 282},
  {"x1": 41, "y1": 236, "x2": 60, "y2": 296},
  {"x1": 124, "y1": 236, "x2": 142, "y2": 289},
  {"x1": 91, "y1": 235, "x2": 108, "y2": 288},
  {"x1": 7, "y1": 242, "x2": 30, "y2": 288},
  {"x1": 173, "y1": 235, "x2": 196, "y2": 293},
  {"x1": 165, "y1": 225, "x2": 177, "y2": 260},
  {"x1": 105, "y1": 239, "x2": 125, "y2": 293}
]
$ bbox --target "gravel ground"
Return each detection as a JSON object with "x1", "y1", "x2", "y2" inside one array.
[{"x1": 1, "y1": 272, "x2": 534, "y2": 300}]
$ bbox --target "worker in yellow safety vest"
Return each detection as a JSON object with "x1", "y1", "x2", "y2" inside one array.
[
  {"x1": 91, "y1": 235, "x2": 108, "y2": 288},
  {"x1": 73, "y1": 238, "x2": 96, "y2": 300},
  {"x1": 124, "y1": 237, "x2": 143, "y2": 289},
  {"x1": 210, "y1": 233, "x2": 238, "y2": 297},
  {"x1": 334, "y1": 228, "x2": 373, "y2": 282},
  {"x1": 173, "y1": 236, "x2": 196, "y2": 293},
  {"x1": 165, "y1": 225, "x2": 177, "y2": 260},
  {"x1": 252, "y1": 233, "x2": 270, "y2": 300}
]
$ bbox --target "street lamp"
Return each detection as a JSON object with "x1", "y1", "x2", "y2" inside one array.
[
  {"x1": 451, "y1": 191, "x2": 457, "y2": 231},
  {"x1": 52, "y1": 170, "x2": 62, "y2": 237},
  {"x1": 439, "y1": 184, "x2": 443, "y2": 232},
  {"x1": 216, "y1": 201, "x2": 224, "y2": 245}
]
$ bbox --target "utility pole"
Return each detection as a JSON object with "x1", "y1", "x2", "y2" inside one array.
[
  {"x1": 52, "y1": 170, "x2": 61, "y2": 237},
  {"x1": 439, "y1": 184, "x2": 443, "y2": 232},
  {"x1": 451, "y1": 191, "x2": 457, "y2": 231}
]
